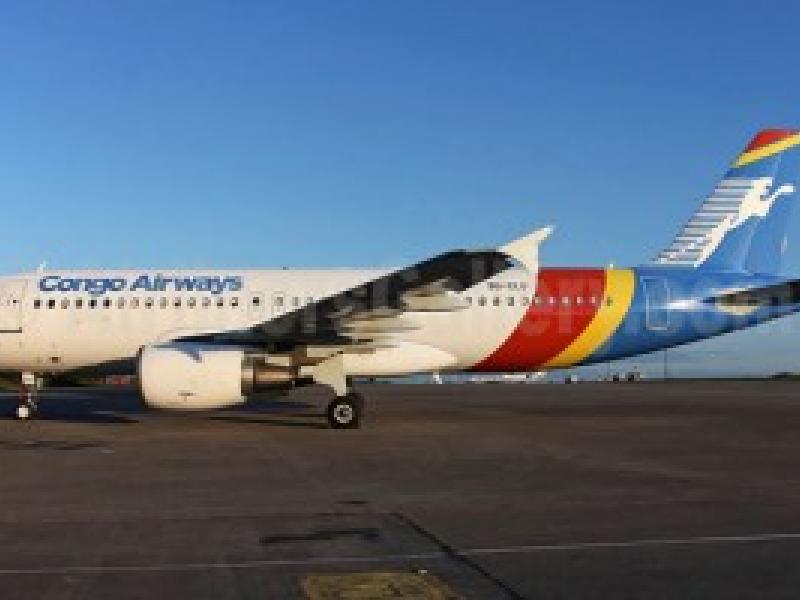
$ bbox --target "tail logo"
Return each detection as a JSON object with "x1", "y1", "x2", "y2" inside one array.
[
  {"x1": 654, "y1": 177, "x2": 781, "y2": 266},
  {"x1": 762, "y1": 184, "x2": 795, "y2": 212}
]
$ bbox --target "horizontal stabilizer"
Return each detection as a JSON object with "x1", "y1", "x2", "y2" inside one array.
[{"x1": 710, "y1": 279, "x2": 800, "y2": 307}]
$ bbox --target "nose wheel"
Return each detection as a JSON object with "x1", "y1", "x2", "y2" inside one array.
[
  {"x1": 16, "y1": 400, "x2": 37, "y2": 420},
  {"x1": 326, "y1": 393, "x2": 363, "y2": 429},
  {"x1": 16, "y1": 372, "x2": 39, "y2": 420}
]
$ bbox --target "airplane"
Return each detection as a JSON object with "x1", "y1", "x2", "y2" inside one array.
[{"x1": 1, "y1": 128, "x2": 799, "y2": 429}]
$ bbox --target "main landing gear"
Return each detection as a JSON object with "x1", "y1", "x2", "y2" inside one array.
[
  {"x1": 326, "y1": 392, "x2": 363, "y2": 429},
  {"x1": 16, "y1": 371, "x2": 39, "y2": 420},
  {"x1": 313, "y1": 353, "x2": 364, "y2": 429}
]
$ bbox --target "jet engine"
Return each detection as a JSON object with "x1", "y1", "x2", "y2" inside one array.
[{"x1": 138, "y1": 343, "x2": 295, "y2": 410}]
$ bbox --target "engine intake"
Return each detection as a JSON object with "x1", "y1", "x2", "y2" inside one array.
[{"x1": 138, "y1": 343, "x2": 295, "y2": 410}]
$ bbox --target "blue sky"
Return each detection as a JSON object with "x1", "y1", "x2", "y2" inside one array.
[{"x1": 1, "y1": 1, "x2": 800, "y2": 376}]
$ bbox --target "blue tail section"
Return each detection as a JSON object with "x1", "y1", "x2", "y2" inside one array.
[
  {"x1": 744, "y1": 137, "x2": 800, "y2": 274},
  {"x1": 652, "y1": 129, "x2": 800, "y2": 274}
]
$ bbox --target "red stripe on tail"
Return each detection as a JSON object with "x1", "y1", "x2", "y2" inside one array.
[{"x1": 744, "y1": 129, "x2": 798, "y2": 153}]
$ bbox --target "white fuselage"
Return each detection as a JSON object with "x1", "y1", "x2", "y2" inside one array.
[{"x1": 0, "y1": 269, "x2": 532, "y2": 374}]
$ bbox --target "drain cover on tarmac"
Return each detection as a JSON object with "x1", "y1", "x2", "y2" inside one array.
[{"x1": 301, "y1": 571, "x2": 460, "y2": 599}]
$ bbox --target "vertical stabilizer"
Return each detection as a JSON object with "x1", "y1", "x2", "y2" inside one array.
[{"x1": 652, "y1": 129, "x2": 800, "y2": 273}]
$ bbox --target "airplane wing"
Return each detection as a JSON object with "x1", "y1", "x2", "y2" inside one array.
[{"x1": 180, "y1": 227, "x2": 552, "y2": 351}]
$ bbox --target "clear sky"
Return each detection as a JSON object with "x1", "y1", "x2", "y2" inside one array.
[{"x1": 1, "y1": 1, "x2": 800, "y2": 376}]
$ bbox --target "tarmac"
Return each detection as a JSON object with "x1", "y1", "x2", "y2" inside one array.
[{"x1": 1, "y1": 380, "x2": 800, "y2": 599}]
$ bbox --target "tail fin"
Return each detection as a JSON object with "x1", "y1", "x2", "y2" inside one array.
[{"x1": 652, "y1": 129, "x2": 800, "y2": 273}]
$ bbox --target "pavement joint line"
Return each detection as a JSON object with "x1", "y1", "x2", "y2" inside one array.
[
  {"x1": 0, "y1": 552, "x2": 448, "y2": 575},
  {"x1": 2, "y1": 532, "x2": 800, "y2": 576},
  {"x1": 391, "y1": 511, "x2": 524, "y2": 599},
  {"x1": 460, "y1": 532, "x2": 800, "y2": 555}
]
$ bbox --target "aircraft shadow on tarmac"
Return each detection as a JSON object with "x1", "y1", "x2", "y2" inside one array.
[
  {"x1": 0, "y1": 392, "x2": 142, "y2": 424},
  {"x1": 210, "y1": 414, "x2": 328, "y2": 429},
  {"x1": 211, "y1": 398, "x2": 328, "y2": 429},
  {"x1": 0, "y1": 388, "x2": 324, "y2": 428}
]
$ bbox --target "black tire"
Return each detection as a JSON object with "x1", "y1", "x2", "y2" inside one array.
[
  {"x1": 327, "y1": 393, "x2": 362, "y2": 429},
  {"x1": 15, "y1": 401, "x2": 36, "y2": 420}
]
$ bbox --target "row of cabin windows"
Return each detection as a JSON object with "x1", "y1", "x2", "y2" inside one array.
[
  {"x1": 273, "y1": 296, "x2": 315, "y2": 308},
  {"x1": 31, "y1": 294, "x2": 609, "y2": 311},
  {"x1": 464, "y1": 295, "x2": 609, "y2": 307},
  {"x1": 34, "y1": 296, "x2": 255, "y2": 310},
  {"x1": 31, "y1": 296, "x2": 319, "y2": 310}
]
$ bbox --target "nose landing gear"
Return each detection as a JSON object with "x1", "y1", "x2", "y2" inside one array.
[
  {"x1": 16, "y1": 371, "x2": 39, "y2": 420},
  {"x1": 16, "y1": 400, "x2": 36, "y2": 420}
]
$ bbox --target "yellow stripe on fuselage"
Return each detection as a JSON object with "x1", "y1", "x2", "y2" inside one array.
[
  {"x1": 734, "y1": 133, "x2": 800, "y2": 168},
  {"x1": 542, "y1": 269, "x2": 635, "y2": 368}
]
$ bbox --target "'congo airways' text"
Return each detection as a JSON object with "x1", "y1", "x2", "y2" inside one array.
[{"x1": 38, "y1": 274, "x2": 244, "y2": 296}]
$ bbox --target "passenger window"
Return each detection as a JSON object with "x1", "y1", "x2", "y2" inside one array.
[
  {"x1": 159, "y1": 297, "x2": 168, "y2": 309},
  {"x1": 590, "y1": 296, "x2": 598, "y2": 305},
  {"x1": 465, "y1": 297, "x2": 473, "y2": 305},
  {"x1": 576, "y1": 296, "x2": 584, "y2": 305},
  {"x1": 305, "y1": 296, "x2": 313, "y2": 305},
  {"x1": 231, "y1": 297, "x2": 239, "y2": 308},
  {"x1": 562, "y1": 296, "x2": 570, "y2": 305},
  {"x1": 47, "y1": 299, "x2": 55, "y2": 309},
  {"x1": 130, "y1": 298, "x2": 139, "y2": 309},
  {"x1": 144, "y1": 298, "x2": 154, "y2": 308},
  {"x1": 252, "y1": 296, "x2": 261, "y2": 306},
  {"x1": 75, "y1": 298, "x2": 83, "y2": 309},
  {"x1": 33, "y1": 299, "x2": 41, "y2": 309},
  {"x1": 202, "y1": 297, "x2": 211, "y2": 308},
  {"x1": 521, "y1": 296, "x2": 530, "y2": 306},
  {"x1": 89, "y1": 299, "x2": 97, "y2": 309},
  {"x1": 117, "y1": 297, "x2": 125, "y2": 309},
  {"x1": 478, "y1": 296, "x2": 487, "y2": 307},
  {"x1": 548, "y1": 297, "x2": 556, "y2": 305},
  {"x1": 493, "y1": 297, "x2": 501, "y2": 307},
  {"x1": 274, "y1": 296, "x2": 284, "y2": 307},
  {"x1": 534, "y1": 296, "x2": 542, "y2": 305},
  {"x1": 292, "y1": 297, "x2": 299, "y2": 307},
  {"x1": 103, "y1": 298, "x2": 111, "y2": 308},
  {"x1": 61, "y1": 298, "x2": 69, "y2": 309},
  {"x1": 173, "y1": 297, "x2": 181, "y2": 308},
  {"x1": 216, "y1": 297, "x2": 224, "y2": 307},
  {"x1": 188, "y1": 297, "x2": 197, "y2": 308},
  {"x1": 507, "y1": 297, "x2": 514, "y2": 306},
  {"x1": 606, "y1": 297, "x2": 613, "y2": 306}
]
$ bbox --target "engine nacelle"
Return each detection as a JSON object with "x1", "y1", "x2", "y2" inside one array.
[{"x1": 138, "y1": 344, "x2": 295, "y2": 410}]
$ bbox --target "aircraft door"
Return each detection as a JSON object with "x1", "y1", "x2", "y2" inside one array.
[
  {"x1": 0, "y1": 279, "x2": 27, "y2": 332},
  {"x1": 642, "y1": 277, "x2": 670, "y2": 331}
]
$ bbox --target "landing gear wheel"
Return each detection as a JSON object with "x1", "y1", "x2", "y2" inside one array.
[
  {"x1": 16, "y1": 401, "x2": 36, "y2": 420},
  {"x1": 327, "y1": 393, "x2": 363, "y2": 429}
]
